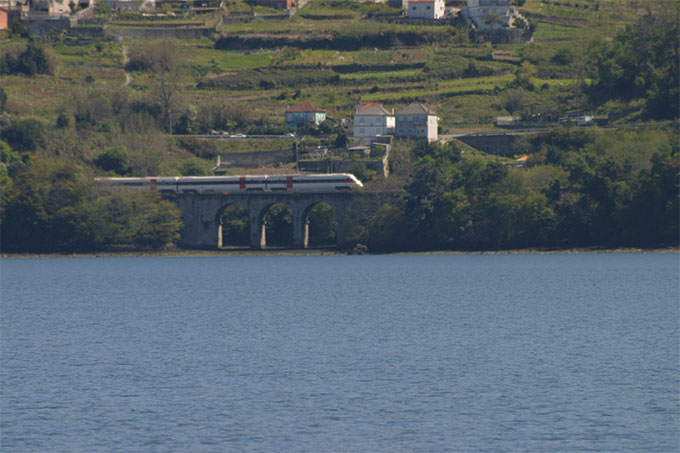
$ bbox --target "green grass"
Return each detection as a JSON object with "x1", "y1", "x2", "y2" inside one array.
[
  {"x1": 1, "y1": 0, "x2": 655, "y2": 140},
  {"x1": 362, "y1": 74, "x2": 515, "y2": 101},
  {"x1": 532, "y1": 23, "x2": 581, "y2": 40},
  {"x1": 531, "y1": 77, "x2": 581, "y2": 88},
  {"x1": 340, "y1": 69, "x2": 422, "y2": 81},
  {"x1": 187, "y1": 49, "x2": 274, "y2": 71}
]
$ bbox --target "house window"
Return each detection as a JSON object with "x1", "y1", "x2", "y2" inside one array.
[
  {"x1": 426, "y1": 6, "x2": 430, "y2": 9},
  {"x1": 359, "y1": 117, "x2": 364, "y2": 124},
  {"x1": 359, "y1": 129, "x2": 365, "y2": 134},
  {"x1": 412, "y1": 6, "x2": 416, "y2": 10}
]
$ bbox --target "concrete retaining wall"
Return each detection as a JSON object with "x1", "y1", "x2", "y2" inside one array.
[
  {"x1": 298, "y1": 159, "x2": 385, "y2": 176},
  {"x1": 217, "y1": 149, "x2": 294, "y2": 168},
  {"x1": 104, "y1": 26, "x2": 215, "y2": 39},
  {"x1": 456, "y1": 133, "x2": 523, "y2": 156},
  {"x1": 28, "y1": 16, "x2": 74, "y2": 36},
  {"x1": 473, "y1": 28, "x2": 532, "y2": 44}
]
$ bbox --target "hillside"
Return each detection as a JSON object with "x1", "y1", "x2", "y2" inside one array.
[{"x1": 0, "y1": 0, "x2": 677, "y2": 253}]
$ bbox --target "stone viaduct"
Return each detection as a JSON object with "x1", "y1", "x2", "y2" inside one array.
[{"x1": 174, "y1": 191, "x2": 358, "y2": 250}]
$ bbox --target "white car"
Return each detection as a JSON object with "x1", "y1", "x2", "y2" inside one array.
[{"x1": 230, "y1": 133, "x2": 247, "y2": 139}]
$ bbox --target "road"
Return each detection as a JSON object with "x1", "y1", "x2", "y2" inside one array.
[{"x1": 171, "y1": 134, "x2": 297, "y2": 140}]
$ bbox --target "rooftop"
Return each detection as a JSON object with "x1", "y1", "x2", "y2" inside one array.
[
  {"x1": 396, "y1": 103, "x2": 437, "y2": 116},
  {"x1": 286, "y1": 102, "x2": 325, "y2": 113},
  {"x1": 355, "y1": 103, "x2": 393, "y2": 116}
]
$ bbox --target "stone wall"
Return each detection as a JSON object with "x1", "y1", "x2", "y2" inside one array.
[
  {"x1": 473, "y1": 28, "x2": 532, "y2": 44},
  {"x1": 217, "y1": 149, "x2": 294, "y2": 168},
  {"x1": 298, "y1": 158, "x2": 385, "y2": 176},
  {"x1": 456, "y1": 133, "x2": 520, "y2": 156},
  {"x1": 174, "y1": 191, "x2": 356, "y2": 249},
  {"x1": 28, "y1": 16, "x2": 74, "y2": 36},
  {"x1": 104, "y1": 26, "x2": 214, "y2": 39}
]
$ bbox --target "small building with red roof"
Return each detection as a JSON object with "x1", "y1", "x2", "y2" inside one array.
[{"x1": 285, "y1": 102, "x2": 327, "y2": 127}]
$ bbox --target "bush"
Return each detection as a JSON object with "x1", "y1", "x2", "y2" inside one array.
[
  {"x1": 1, "y1": 156, "x2": 184, "y2": 252},
  {"x1": 94, "y1": 147, "x2": 132, "y2": 176},
  {"x1": 0, "y1": 87, "x2": 6, "y2": 114},
  {"x1": 1, "y1": 118, "x2": 46, "y2": 152},
  {"x1": 0, "y1": 43, "x2": 55, "y2": 76}
]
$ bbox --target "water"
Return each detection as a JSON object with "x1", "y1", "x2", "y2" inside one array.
[{"x1": 1, "y1": 253, "x2": 678, "y2": 452}]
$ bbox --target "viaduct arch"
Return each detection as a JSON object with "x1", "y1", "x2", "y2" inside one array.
[{"x1": 174, "y1": 192, "x2": 355, "y2": 249}]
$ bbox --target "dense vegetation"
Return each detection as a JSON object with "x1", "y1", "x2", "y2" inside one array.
[
  {"x1": 358, "y1": 126, "x2": 678, "y2": 251},
  {"x1": 0, "y1": 0, "x2": 677, "y2": 253},
  {"x1": 1, "y1": 145, "x2": 182, "y2": 252},
  {"x1": 587, "y1": 11, "x2": 679, "y2": 120}
]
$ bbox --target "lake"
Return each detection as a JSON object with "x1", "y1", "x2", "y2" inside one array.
[{"x1": 1, "y1": 253, "x2": 678, "y2": 452}]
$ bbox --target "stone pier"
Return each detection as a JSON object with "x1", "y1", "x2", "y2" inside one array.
[{"x1": 173, "y1": 191, "x2": 355, "y2": 250}]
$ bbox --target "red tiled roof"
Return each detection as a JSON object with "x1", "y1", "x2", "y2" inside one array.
[
  {"x1": 357, "y1": 102, "x2": 383, "y2": 112},
  {"x1": 356, "y1": 103, "x2": 392, "y2": 116},
  {"x1": 286, "y1": 102, "x2": 325, "y2": 113}
]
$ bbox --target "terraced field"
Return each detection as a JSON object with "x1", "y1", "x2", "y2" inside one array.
[{"x1": 1, "y1": 0, "x2": 657, "y2": 132}]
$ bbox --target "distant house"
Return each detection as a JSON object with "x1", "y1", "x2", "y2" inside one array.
[
  {"x1": 257, "y1": 0, "x2": 295, "y2": 9},
  {"x1": 102, "y1": 0, "x2": 155, "y2": 12},
  {"x1": 30, "y1": 0, "x2": 72, "y2": 16},
  {"x1": 407, "y1": 0, "x2": 445, "y2": 20},
  {"x1": 353, "y1": 103, "x2": 395, "y2": 144},
  {"x1": 0, "y1": 7, "x2": 8, "y2": 29},
  {"x1": 559, "y1": 113, "x2": 593, "y2": 127},
  {"x1": 285, "y1": 102, "x2": 327, "y2": 127},
  {"x1": 463, "y1": 0, "x2": 516, "y2": 30},
  {"x1": 495, "y1": 116, "x2": 520, "y2": 127},
  {"x1": 395, "y1": 103, "x2": 439, "y2": 142}
]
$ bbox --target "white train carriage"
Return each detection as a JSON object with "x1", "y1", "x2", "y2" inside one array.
[
  {"x1": 94, "y1": 173, "x2": 363, "y2": 192},
  {"x1": 266, "y1": 174, "x2": 363, "y2": 191},
  {"x1": 94, "y1": 177, "x2": 179, "y2": 191},
  {"x1": 176, "y1": 176, "x2": 266, "y2": 192}
]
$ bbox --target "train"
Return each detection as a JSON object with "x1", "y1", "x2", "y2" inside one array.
[{"x1": 93, "y1": 173, "x2": 364, "y2": 193}]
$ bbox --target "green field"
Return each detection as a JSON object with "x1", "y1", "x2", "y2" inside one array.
[{"x1": 0, "y1": 0, "x2": 666, "y2": 133}]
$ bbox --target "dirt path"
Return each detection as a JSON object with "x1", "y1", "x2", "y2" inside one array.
[{"x1": 122, "y1": 45, "x2": 133, "y2": 86}]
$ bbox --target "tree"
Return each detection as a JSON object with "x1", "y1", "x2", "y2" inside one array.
[
  {"x1": 1, "y1": 118, "x2": 46, "y2": 152},
  {"x1": 334, "y1": 129, "x2": 349, "y2": 148},
  {"x1": 94, "y1": 147, "x2": 132, "y2": 176},
  {"x1": 1, "y1": 156, "x2": 183, "y2": 252},
  {"x1": 0, "y1": 42, "x2": 55, "y2": 76},
  {"x1": 307, "y1": 203, "x2": 337, "y2": 245},
  {"x1": 149, "y1": 41, "x2": 183, "y2": 134},
  {"x1": 367, "y1": 203, "x2": 407, "y2": 252},
  {"x1": 0, "y1": 87, "x2": 6, "y2": 113},
  {"x1": 588, "y1": 8, "x2": 679, "y2": 119},
  {"x1": 126, "y1": 40, "x2": 184, "y2": 133},
  {"x1": 1, "y1": 158, "x2": 93, "y2": 252},
  {"x1": 87, "y1": 189, "x2": 182, "y2": 249}
]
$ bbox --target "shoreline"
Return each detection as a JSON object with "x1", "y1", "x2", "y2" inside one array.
[{"x1": 1, "y1": 246, "x2": 678, "y2": 259}]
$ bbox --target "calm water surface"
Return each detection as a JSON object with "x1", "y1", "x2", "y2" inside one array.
[{"x1": 1, "y1": 253, "x2": 678, "y2": 452}]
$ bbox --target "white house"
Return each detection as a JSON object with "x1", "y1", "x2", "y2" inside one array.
[
  {"x1": 353, "y1": 103, "x2": 395, "y2": 144},
  {"x1": 30, "y1": 0, "x2": 72, "y2": 16},
  {"x1": 464, "y1": 0, "x2": 515, "y2": 30},
  {"x1": 102, "y1": 0, "x2": 156, "y2": 12},
  {"x1": 395, "y1": 103, "x2": 439, "y2": 142},
  {"x1": 407, "y1": 0, "x2": 445, "y2": 20},
  {"x1": 285, "y1": 102, "x2": 327, "y2": 127}
]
